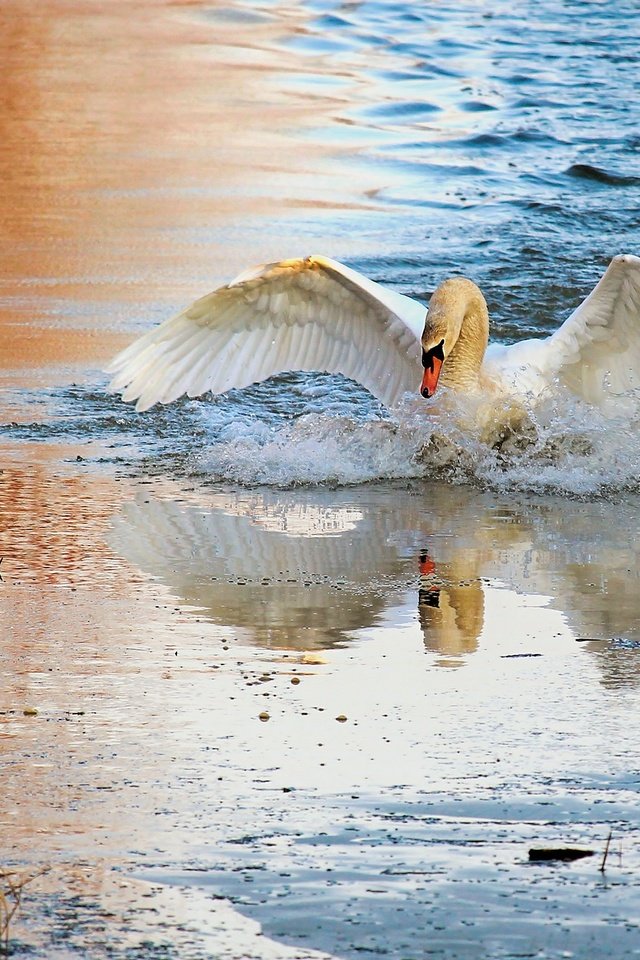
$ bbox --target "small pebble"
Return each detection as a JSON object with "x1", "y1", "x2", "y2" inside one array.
[
  {"x1": 335, "y1": 714, "x2": 347, "y2": 723},
  {"x1": 259, "y1": 711, "x2": 270, "y2": 722}
]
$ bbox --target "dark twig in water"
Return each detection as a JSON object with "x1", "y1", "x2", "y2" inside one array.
[{"x1": 600, "y1": 830, "x2": 613, "y2": 873}]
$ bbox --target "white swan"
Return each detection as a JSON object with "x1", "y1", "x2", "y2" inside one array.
[{"x1": 108, "y1": 254, "x2": 640, "y2": 416}]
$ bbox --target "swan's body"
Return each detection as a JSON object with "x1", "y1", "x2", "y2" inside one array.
[{"x1": 108, "y1": 253, "x2": 640, "y2": 417}]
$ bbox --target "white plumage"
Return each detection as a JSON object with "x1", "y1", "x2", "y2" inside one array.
[{"x1": 108, "y1": 253, "x2": 640, "y2": 416}]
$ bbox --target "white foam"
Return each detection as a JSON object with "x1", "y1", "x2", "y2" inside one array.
[
  {"x1": 193, "y1": 385, "x2": 640, "y2": 496},
  {"x1": 197, "y1": 412, "x2": 426, "y2": 486}
]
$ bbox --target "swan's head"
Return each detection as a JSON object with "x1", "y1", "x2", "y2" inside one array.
[{"x1": 420, "y1": 277, "x2": 489, "y2": 398}]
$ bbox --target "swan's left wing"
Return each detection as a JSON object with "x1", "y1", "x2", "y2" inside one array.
[{"x1": 541, "y1": 254, "x2": 640, "y2": 411}]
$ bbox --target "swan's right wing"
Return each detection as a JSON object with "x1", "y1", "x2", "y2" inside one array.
[
  {"x1": 545, "y1": 254, "x2": 640, "y2": 411},
  {"x1": 107, "y1": 255, "x2": 426, "y2": 411}
]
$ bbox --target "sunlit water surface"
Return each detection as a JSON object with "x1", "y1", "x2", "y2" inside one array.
[{"x1": 1, "y1": 0, "x2": 640, "y2": 958}]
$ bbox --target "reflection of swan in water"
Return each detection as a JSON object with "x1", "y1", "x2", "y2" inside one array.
[
  {"x1": 418, "y1": 550, "x2": 484, "y2": 666},
  {"x1": 108, "y1": 254, "x2": 640, "y2": 420},
  {"x1": 109, "y1": 485, "x2": 494, "y2": 656},
  {"x1": 109, "y1": 482, "x2": 640, "y2": 682}
]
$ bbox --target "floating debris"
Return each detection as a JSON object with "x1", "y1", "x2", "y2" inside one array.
[{"x1": 528, "y1": 847, "x2": 595, "y2": 862}]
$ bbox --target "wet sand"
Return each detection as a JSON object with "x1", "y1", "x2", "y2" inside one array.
[
  {"x1": 4, "y1": 440, "x2": 640, "y2": 959},
  {"x1": 2, "y1": 2, "x2": 640, "y2": 959},
  {"x1": 4, "y1": 460, "x2": 640, "y2": 957}
]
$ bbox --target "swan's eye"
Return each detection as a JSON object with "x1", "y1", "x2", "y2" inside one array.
[{"x1": 422, "y1": 339, "x2": 445, "y2": 370}]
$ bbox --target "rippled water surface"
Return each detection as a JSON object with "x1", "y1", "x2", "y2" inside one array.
[{"x1": 1, "y1": 0, "x2": 640, "y2": 957}]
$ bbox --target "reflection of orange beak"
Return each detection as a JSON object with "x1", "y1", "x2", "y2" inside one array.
[
  {"x1": 420, "y1": 354, "x2": 443, "y2": 398},
  {"x1": 419, "y1": 554, "x2": 436, "y2": 577}
]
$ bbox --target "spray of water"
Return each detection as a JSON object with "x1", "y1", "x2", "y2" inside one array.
[
  {"x1": 194, "y1": 381, "x2": 640, "y2": 496},
  {"x1": 5, "y1": 374, "x2": 638, "y2": 497}
]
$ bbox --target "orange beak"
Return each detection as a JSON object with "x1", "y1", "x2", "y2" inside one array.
[{"x1": 420, "y1": 354, "x2": 443, "y2": 399}]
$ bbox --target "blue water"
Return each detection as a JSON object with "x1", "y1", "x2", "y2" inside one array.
[{"x1": 272, "y1": 0, "x2": 640, "y2": 336}]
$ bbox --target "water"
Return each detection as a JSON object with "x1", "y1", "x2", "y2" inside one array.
[{"x1": 1, "y1": 1, "x2": 640, "y2": 958}]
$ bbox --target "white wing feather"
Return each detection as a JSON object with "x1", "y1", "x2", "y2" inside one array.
[
  {"x1": 108, "y1": 255, "x2": 426, "y2": 412},
  {"x1": 549, "y1": 254, "x2": 640, "y2": 410},
  {"x1": 486, "y1": 254, "x2": 640, "y2": 411}
]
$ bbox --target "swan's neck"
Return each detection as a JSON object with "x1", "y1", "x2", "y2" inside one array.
[{"x1": 425, "y1": 278, "x2": 489, "y2": 390}]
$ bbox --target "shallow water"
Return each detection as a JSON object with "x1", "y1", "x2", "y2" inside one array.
[
  {"x1": 1, "y1": 0, "x2": 640, "y2": 957},
  {"x1": 4, "y1": 466, "x2": 640, "y2": 958}
]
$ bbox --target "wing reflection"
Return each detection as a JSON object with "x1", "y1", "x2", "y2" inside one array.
[
  {"x1": 109, "y1": 482, "x2": 640, "y2": 683},
  {"x1": 109, "y1": 490, "x2": 410, "y2": 650}
]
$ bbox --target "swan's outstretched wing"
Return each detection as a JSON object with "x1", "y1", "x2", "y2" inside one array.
[
  {"x1": 544, "y1": 254, "x2": 640, "y2": 410},
  {"x1": 107, "y1": 255, "x2": 426, "y2": 412}
]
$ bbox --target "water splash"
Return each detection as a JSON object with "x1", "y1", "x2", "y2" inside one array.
[
  {"x1": 193, "y1": 380, "x2": 640, "y2": 496},
  {"x1": 196, "y1": 412, "x2": 426, "y2": 487}
]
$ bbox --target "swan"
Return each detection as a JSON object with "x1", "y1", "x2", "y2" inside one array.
[{"x1": 107, "y1": 253, "x2": 640, "y2": 416}]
